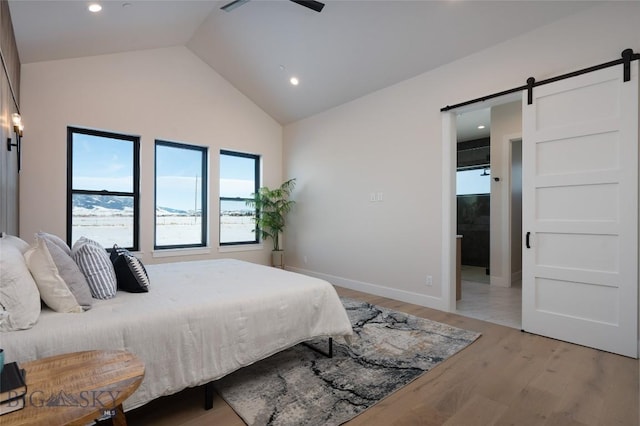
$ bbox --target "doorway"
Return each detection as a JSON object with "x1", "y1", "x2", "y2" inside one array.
[
  {"x1": 442, "y1": 95, "x2": 523, "y2": 328},
  {"x1": 455, "y1": 109, "x2": 491, "y2": 283}
]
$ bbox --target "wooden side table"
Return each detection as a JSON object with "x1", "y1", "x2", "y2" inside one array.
[{"x1": 0, "y1": 350, "x2": 144, "y2": 426}]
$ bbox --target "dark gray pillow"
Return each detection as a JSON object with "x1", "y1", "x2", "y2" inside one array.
[
  {"x1": 110, "y1": 245, "x2": 150, "y2": 293},
  {"x1": 36, "y1": 232, "x2": 71, "y2": 256}
]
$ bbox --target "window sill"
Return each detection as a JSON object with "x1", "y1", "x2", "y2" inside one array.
[
  {"x1": 152, "y1": 247, "x2": 211, "y2": 258},
  {"x1": 218, "y1": 244, "x2": 263, "y2": 253}
]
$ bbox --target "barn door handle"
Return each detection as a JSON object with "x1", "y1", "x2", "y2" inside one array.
[{"x1": 526, "y1": 232, "x2": 531, "y2": 249}]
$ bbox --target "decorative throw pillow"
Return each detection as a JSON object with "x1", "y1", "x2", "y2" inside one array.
[
  {"x1": 110, "y1": 245, "x2": 150, "y2": 293},
  {"x1": 34, "y1": 234, "x2": 93, "y2": 310},
  {"x1": 24, "y1": 238, "x2": 84, "y2": 313},
  {"x1": 0, "y1": 232, "x2": 30, "y2": 254},
  {"x1": 71, "y1": 237, "x2": 117, "y2": 300},
  {"x1": 36, "y1": 231, "x2": 71, "y2": 256},
  {"x1": 0, "y1": 236, "x2": 41, "y2": 331}
]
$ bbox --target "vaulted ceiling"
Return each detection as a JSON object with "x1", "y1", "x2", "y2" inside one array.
[{"x1": 8, "y1": 1, "x2": 597, "y2": 125}]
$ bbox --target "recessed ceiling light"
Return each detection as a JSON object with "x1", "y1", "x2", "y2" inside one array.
[
  {"x1": 477, "y1": 125, "x2": 485, "y2": 129},
  {"x1": 290, "y1": 77, "x2": 299, "y2": 86},
  {"x1": 88, "y1": 3, "x2": 102, "y2": 12}
]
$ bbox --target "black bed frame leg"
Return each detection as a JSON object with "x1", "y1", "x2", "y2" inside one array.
[
  {"x1": 302, "y1": 337, "x2": 333, "y2": 358},
  {"x1": 204, "y1": 381, "x2": 214, "y2": 410}
]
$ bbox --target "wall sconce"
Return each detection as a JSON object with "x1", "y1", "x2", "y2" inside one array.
[
  {"x1": 7, "y1": 112, "x2": 22, "y2": 172},
  {"x1": 12, "y1": 113, "x2": 23, "y2": 137}
]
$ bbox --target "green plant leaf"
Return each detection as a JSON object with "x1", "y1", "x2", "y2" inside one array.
[{"x1": 246, "y1": 178, "x2": 296, "y2": 251}]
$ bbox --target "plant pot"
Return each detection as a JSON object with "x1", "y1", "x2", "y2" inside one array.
[{"x1": 272, "y1": 250, "x2": 284, "y2": 269}]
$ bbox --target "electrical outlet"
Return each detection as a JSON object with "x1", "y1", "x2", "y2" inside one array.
[
  {"x1": 303, "y1": 256, "x2": 308, "y2": 264},
  {"x1": 426, "y1": 275, "x2": 433, "y2": 286},
  {"x1": 370, "y1": 192, "x2": 376, "y2": 202}
]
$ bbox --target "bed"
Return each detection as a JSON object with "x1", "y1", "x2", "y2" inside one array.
[{"x1": 0, "y1": 258, "x2": 353, "y2": 410}]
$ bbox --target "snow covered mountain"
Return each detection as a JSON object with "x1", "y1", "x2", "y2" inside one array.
[{"x1": 72, "y1": 194, "x2": 196, "y2": 216}]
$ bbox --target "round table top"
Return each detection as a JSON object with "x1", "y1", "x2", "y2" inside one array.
[{"x1": 0, "y1": 350, "x2": 144, "y2": 426}]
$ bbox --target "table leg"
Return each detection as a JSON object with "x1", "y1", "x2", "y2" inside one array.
[
  {"x1": 111, "y1": 405, "x2": 127, "y2": 426},
  {"x1": 93, "y1": 404, "x2": 127, "y2": 426}
]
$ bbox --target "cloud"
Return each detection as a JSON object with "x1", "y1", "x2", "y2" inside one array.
[
  {"x1": 73, "y1": 176, "x2": 132, "y2": 192},
  {"x1": 220, "y1": 178, "x2": 255, "y2": 198}
]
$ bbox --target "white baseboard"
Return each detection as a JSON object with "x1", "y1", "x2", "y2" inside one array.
[
  {"x1": 286, "y1": 266, "x2": 448, "y2": 312},
  {"x1": 491, "y1": 270, "x2": 522, "y2": 287}
]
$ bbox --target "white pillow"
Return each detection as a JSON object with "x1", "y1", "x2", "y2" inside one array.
[
  {"x1": 72, "y1": 237, "x2": 117, "y2": 300},
  {"x1": 25, "y1": 238, "x2": 84, "y2": 313},
  {"x1": 0, "y1": 237, "x2": 41, "y2": 331},
  {"x1": 34, "y1": 234, "x2": 93, "y2": 310},
  {"x1": 0, "y1": 232, "x2": 30, "y2": 254}
]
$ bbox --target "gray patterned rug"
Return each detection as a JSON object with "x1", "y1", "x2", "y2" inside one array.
[{"x1": 214, "y1": 298, "x2": 481, "y2": 426}]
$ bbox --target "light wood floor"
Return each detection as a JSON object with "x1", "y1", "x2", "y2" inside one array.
[{"x1": 126, "y1": 287, "x2": 639, "y2": 426}]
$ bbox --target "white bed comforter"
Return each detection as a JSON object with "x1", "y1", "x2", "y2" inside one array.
[{"x1": 1, "y1": 259, "x2": 353, "y2": 410}]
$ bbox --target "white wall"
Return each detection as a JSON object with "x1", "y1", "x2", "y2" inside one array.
[
  {"x1": 19, "y1": 46, "x2": 282, "y2": 265},
  {"x1": 283, "y1": 3, "x2": 640, "y2": 310},
  {"x1": 489, "y1": 101, "x2": 522, "y2": 287}
]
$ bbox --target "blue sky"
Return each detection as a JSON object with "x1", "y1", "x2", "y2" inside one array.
[
  {"x1": 219, "y1": 154, "x2": 256, "y2": 199},
  {"x1": 156, "y1": 144, "x2": 205, "y2": 211},
  {"x1": 72, "y1": 133, "x2": 133, "y2": 192},
  {"x1": 73, "y1": 133, "x2": 256, "y2": 211}
]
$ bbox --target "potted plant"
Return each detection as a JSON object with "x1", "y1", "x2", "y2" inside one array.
[{"x1": 247, "y1": 178, "x2": 296, "y2": 268}]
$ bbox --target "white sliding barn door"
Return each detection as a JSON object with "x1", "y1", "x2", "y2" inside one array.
[{"x1": 522, "y1": 62, "x2": 638, "y2": 358}]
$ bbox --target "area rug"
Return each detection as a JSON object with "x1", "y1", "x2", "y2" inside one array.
[{"x1": 214, "y1": 298, "x2": 481, "y2": 426}]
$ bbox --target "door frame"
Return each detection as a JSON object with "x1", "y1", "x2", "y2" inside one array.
[
  {"x1": 508, "y1": 137, "x2": 523, "y2": 286},
  {"x1": 441, "y1": 93, "x2": 521, "y2": 312},
  {"x1": 496, "y1": 133, "x2": 523, "y2": 288}
]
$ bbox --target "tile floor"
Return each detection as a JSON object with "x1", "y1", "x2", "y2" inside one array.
[
  {"x1": 456, "y1": 266, "x2": 522, "y2": 329},
  {"x1": 460, "y1": 265, "x2": 490, "y2": 284}
]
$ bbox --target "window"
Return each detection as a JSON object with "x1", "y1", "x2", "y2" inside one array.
[
  {"x1": 219, "y1": 150, "x2": 260, "y2": 245},
  {"x1": 456, "y1": 167, "x2": 491, "y2": 195},
  {"x1": 67, "y1": 127, "x2": 140, "y2": 250},
  {"x1": 155, "y1": 141, "x2": 208, "y2": 249}
]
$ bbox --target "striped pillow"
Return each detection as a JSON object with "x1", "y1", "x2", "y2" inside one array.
[
  {"x1": 71, "y1": 237, "x2": 117, "y2": 300},
  {"x1": 110, "y1": 245, "x2": 150, "y2": 293}
]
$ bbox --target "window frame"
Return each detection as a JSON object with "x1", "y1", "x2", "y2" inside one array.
[
  {"x1": 154, "y1": 140, "x2": 209, "y2": 250},
  {"x1": 66, "y1": 127, "x2": 141, "y2": 251},
  {"x1": 219, "y1": 150, "x2": 260, "y2": 246}
]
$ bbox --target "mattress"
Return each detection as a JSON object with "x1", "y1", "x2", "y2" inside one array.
[{"x1": 0, "y1": 259, "x2": 353, "y2": 410}]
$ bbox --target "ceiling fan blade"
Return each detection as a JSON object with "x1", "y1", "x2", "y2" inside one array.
[
  {"x1": 221, "y1": 0, "x2": 325, "y2": 13},
  {"x1": 290, "y1": 0, "x2": 325, "y2": 13},
  {"x1": 221, "y1": 0, "x2": 251, "y2": 12}
]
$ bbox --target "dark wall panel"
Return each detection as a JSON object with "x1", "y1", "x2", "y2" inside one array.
[
  {"x1": 1, "y1": 0, "x2": 21, "y2": 235},
  {"x1": 457, "y1": 194, "x2": 489, "y2": 268}
]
